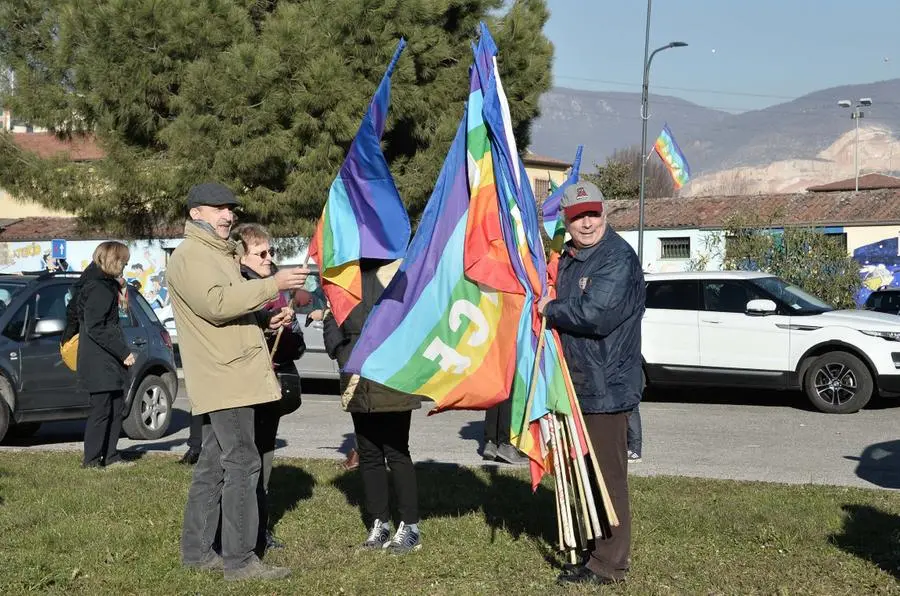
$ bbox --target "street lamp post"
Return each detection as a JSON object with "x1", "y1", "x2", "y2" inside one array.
[
  {"x1": 838, "y1": 97, "x2": 873, "y2": 192},
  {"x1": 637, "y1": 0, "x2": 687, "y2": 267}
]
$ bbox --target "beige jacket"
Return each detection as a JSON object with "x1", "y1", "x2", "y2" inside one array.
[{"x1": 167, "y1": 221, "x2": 281, "y2": 415}]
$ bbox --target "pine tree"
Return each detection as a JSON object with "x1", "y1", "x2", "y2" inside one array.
[{"x1": 0, "y1": 0, "x2": 552, "y2": 237}]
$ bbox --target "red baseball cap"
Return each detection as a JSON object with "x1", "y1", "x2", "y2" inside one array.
[{"x1": 561, "y1": 180, "x2": 605, "y2": 219}]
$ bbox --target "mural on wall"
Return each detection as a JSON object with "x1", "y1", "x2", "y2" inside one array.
[
  {"x1": 853, "y1": 235, "x2": 900, "y2": 304},
  {"x1": 0, "y1": 240, "x2": 173, "y2": 317}
]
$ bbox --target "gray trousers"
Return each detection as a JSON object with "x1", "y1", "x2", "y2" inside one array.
[
  {"x1": 627, "y1": 405, "x2": 642, "y2": 455},
  {"x1": 181, "y1": 406, "x2": 261, "y2": 570}
]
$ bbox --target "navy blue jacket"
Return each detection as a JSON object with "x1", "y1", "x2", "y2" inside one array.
[{"x1": 544, "y1": 227, "x2": 645, "y2": 414}]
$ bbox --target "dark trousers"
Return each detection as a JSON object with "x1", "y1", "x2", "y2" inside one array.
[
  {"x1": 181, "y1": 406, "x2": 261, "y2": 571},
  {"x1": 254, "y1": 402, "x2": 281, "y2": 550},
  {"x1": 583, "y1": 412, "x2": 631, "y2": 582},
  {"x1": 83, "y1": 390, "x2": 125, "y2": 467},
  {"x1": 484, "y1": 398, "x2": 512, "y2": 445},
  {"x1": 352, "y1": 411, "x2": 418, "y2": 525},
  {"x1": 187, "y1": 414, "x2": 204, "y2": 451},
  {"x1": 627, "y1": 405, "x2": 642, "y2": 455}
]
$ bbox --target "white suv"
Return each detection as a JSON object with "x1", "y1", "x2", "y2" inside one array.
[{"x1": 642, "y1": 271, "x2": 900, "y2": 413}]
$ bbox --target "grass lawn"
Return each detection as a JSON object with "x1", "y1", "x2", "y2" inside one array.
[{"x1": 0, "y1": 452, "x2": 898, "y2": 595}]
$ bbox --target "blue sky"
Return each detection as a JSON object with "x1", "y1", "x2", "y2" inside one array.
[{"x1": 544, "y1": 1, "x2": 900, "y2": 112}]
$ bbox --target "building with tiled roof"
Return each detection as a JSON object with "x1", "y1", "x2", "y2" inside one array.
[
  {"x1": 601, "y1": 190, "x2": 900, "y2": 302},
  {"x1": 807, "y1": 173, "x2": 900, "y2": 192},
  {"x1": 1, "y1": 131, "x2": 105, "y2": 218},
  {"x1": 10, "y1": 132, "x2": 105, "y2": 162},
  {"x1": 522, "y1": 150, "x2": 574, "y2": 201},
  {"x1": 605, "y1": 188, "x2": 900, "y2": 231}
]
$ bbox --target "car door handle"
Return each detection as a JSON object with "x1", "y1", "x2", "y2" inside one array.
[
  {"x1": 131, "y1": 338, "x2": 148, "y2": 346},
  {"x1": 701, "y1": 319, "x2": 721, "y2": 324}
]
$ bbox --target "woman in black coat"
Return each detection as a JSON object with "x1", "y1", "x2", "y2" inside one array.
[{"x1": 63, "y1": 241, "x2": 136, "y2": 468}]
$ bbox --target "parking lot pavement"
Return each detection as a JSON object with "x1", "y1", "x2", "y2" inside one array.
[{"x1": 4, "y1": 381, "x2": 899, "y2": 490}]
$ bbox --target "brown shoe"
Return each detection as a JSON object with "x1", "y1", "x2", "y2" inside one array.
[{"x1": 341, "y1": 448, "x2": 359, "y2": 471}]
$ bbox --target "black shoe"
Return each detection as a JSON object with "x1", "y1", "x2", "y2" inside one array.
[
  {"x1": 556, "y1": 565, "x2": 620, "y2": 586},
  {"x1": 482, "y1": 441, "x2": 499, "y2": 461},
  {"x1": 180, "y1": 448, "x2": 200, "y2": 465}
]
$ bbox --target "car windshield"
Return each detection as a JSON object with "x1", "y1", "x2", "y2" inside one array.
[{"x1": 749, "y1": 276, "x2": 833, "y2": 314}]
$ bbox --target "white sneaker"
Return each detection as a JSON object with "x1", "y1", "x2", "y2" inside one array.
[
  {"x1": 385, "y1": 522, "x2": 421, "y2": 554},
  {"x1": 362, "y1": 519, "x2": 390, "y2": 550},
  {"x1": 627, "y1": 450, "x2": 642, "y2": 463}
]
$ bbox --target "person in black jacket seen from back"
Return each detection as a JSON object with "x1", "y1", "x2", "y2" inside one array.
[
  {"x1": 62, "y1": 241, "x2": 137, "y2": 469},
  {"x1": 537, "y1": 180, "x2": 645, "y2": 587},
  {"x1": 323, "y1": 259, "x2": 423, "y2": 554}
]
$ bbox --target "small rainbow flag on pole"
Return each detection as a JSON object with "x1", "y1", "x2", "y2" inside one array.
[
  {"x1": 653, "y1": 123, "x2": 691, "y2": 189},
  {"x1": 308, "y1": 39, "x2": 411, "y2": 325}
]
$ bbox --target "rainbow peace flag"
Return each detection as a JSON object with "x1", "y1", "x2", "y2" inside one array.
[
  {"x1": 541, "y1": 146, "x2": 583, "y2": 255},
  {"x1": 308, "y1": 39, "x2": 411, "y2": 325},
  {"x1": 465, "y1": 26, "x2": 589, "y2": 489},
  {"x1": 343, "y1": 94, "x2": 523, "y2": 412},
  {"x1": 541, "y1": 146, "x2": 582, "y2": 243},
  {"x1": 654, "y1": 123, "x2": 691, "y2": 189}
]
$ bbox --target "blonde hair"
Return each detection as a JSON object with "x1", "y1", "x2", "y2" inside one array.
[{"x1": 93, "y1": 241, "x2": 130, "y2": 277}]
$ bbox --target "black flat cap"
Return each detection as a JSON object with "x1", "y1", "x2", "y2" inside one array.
[{"x1": 187, "y1": 183, "x2": 240, "y2": 209}]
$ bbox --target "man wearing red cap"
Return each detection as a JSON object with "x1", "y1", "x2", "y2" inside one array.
[{"x1": 537, "y1": 180, "x2": 646, "y2": 586}]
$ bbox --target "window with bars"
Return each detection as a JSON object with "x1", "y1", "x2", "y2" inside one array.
[
  {"x1": 660, "y1": 237, "x2": 691, "y2": 260},
  {"x1": 533, "y1": 178, "x2": 551, "y2": 200}
]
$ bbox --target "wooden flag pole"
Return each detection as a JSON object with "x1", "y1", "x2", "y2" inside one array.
[
  {"x1": 558, "y1": 413, "x2": 592, "y2": 547},
  {"x1": 269, "y1": 326, "x2": 285, "y2": 359},
  {"x1": 565, "y1": 412, "x2": 603, "y2": 538},
  {"x1": 515, "y1": 316, "x2": 547, "y2": 451},
  {"x1": 564, "y1": 374, "x2": 618, "y2": 527},
  {"x1": 561, "y1": 413, "x2": 596, "y2": 542},
  {"x1": 553, "y1": 457, "x2": 565, "y2": 553},
  {"x1": 551, "y1": 415, "x2": 576, "y2": 550},
  {"x1": 550, "y1": 418, "x2": 569, "y2": 553}
]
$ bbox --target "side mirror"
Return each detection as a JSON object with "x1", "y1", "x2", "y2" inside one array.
[
  {"x1": 33, "y1": 318, "x2": 66, "y2": 336},
  {"x1": 746, "y1": 299, "x2": 777, "y2": 316}
]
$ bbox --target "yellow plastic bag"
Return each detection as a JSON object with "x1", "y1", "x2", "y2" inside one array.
[{"x1": 60, "y1": 334, "x2": 79, "y2": 372}]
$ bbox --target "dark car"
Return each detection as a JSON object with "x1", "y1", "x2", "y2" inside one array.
[
  {"x1": 0, "y1": 271, "x2": 178, "y2": 443},
  {"x1": 863, "y1": 289, "x2": 900, "y2": 316}
]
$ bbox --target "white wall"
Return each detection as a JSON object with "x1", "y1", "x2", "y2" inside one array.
[{"x1": 618, "y1": 228, "x2": 724, "y2": 273}]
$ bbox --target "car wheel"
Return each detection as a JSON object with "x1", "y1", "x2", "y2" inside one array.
[
  {"x1": 0, "y1": 377, "x2": 11, "y2": 443},
  {"x1": 804, "y1": 352, "x2": 873, "y2": 414},
  {"x1": 122, "y1": 374, "x2": 173, "y2": 440}
]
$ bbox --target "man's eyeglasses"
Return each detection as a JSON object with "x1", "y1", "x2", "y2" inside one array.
[{"x1": 252, "y1": 248, "x2": 276, "y2": 259}]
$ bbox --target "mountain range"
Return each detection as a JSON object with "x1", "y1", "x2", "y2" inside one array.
[{"x1": 530, "y1": 78, "x2": 900, "y2": 178}]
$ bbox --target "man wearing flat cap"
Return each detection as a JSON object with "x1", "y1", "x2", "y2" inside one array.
[
  {"x1": 537, "y1": 180, "x2": 645, "y2": 587},
  {"x1": 168, "y1": 182, "x2": 309, "y2": 581}
]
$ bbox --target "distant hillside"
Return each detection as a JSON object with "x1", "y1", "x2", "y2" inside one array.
[{"x1": 530, "y1": 79, "x2": 900, "y2": 177}]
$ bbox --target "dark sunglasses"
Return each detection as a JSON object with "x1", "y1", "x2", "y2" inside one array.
[{"x1": 252, "y1": 248, "x2": 276, "y2": 259}]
